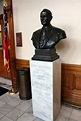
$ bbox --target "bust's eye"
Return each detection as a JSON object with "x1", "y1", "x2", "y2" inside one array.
[{"x1": 40, "y1": 15, "x2": 47, "y2": 19}]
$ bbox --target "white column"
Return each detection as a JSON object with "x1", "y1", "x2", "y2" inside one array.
[{"x1": 30, "y1": 59, "x2": 61, "y2": 121}]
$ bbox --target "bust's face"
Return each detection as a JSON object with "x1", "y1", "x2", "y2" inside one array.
[{"x1": 40, "y1": 11, "x2": 51, "y2": 26}]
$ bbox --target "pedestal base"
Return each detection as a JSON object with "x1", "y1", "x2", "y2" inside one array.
[
  {"x1": 32, "y1": 49, "x2": 59, "y2": 61},
  {"x1": 30, "y1": 59, "x2": 61, "y2": 121}
]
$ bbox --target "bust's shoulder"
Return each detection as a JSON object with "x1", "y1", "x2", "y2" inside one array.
[
  {"x1": 31, "y1": 28, "x2": 42, "y2": 40},
  {"x1": 51, "y1": 25, "x2": 65, "y2": 33},
  {"x1": 50, "y1": 25, "x2": 66, "y2": 39},
  {"x1": 32, "y1": 28, "x2": 41, "y2": 35}
]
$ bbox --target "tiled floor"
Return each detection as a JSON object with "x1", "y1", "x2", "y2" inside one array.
[{"x1": 0, "y1": 77, "x2": 81, "y2": 121}]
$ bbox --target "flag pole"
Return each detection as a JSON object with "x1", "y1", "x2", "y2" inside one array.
[{"x1": 2, "y1": 0, "x2": 18, "y2": 94}]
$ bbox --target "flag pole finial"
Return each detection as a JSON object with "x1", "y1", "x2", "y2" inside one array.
[{"x1": 3, "y1": 0, "x2": 8, "y2": 7}]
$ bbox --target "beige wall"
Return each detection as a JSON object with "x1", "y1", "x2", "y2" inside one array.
[{"x1": 12, "y1": 0, "x2": 81, "y2": 64}]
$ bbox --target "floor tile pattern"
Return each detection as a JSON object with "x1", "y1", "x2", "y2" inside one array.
[{"x1": 0, "y1": 77, "x2": 81, "y2": 121}]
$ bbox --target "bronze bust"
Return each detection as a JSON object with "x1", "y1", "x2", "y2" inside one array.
[{"x1": 31, "y1": 9, "x2": 66, "y2": 61}]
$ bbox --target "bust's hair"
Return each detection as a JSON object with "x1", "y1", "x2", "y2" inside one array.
[{"x1": 40, "y1": 9, "x2": 53, "y2": 19}]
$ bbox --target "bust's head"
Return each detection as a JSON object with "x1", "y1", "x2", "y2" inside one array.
[{"x1": 40, "y1": 9, "x2": 53, "y2": 26}]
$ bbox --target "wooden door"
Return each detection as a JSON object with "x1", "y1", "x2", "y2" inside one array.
[{"x1": 61, "y1": 63, "x2": 81, "y2": 107}]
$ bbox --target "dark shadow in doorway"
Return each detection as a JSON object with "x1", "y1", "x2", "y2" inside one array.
[{"x1": 0, "y1": 86, "x2": 9, "y2": 96}]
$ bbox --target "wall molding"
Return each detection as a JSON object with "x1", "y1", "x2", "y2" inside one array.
[
  {"x1": 16, "y1": 59, "x2": 30, "y2": 69},
  {"x1": 15, "y1": 59, "x2": 81, "y2": 107}
]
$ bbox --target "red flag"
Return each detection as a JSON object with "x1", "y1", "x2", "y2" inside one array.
[{"x1": 3, "y1": 6, "x2": 10, "y2": 72}]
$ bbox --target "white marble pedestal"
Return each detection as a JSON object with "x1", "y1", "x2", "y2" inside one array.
[{"x1": 30, "y1": 59, "x2": 61, "y2": 121}]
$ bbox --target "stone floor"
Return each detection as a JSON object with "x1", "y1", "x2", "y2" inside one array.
[{"x1": 0, "y1": 77, "x2": 81, "y2": 121}]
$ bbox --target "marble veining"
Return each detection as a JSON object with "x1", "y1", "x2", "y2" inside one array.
[{"x1": 30, "y1": 59, "x2": 61, "y2": 121}]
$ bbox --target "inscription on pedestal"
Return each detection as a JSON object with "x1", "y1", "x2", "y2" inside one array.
[{"x1": 30, "y1": 60, "x2": 61, "y2": 121}]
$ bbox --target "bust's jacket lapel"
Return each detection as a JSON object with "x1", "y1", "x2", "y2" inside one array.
[{"x1": 31, "y1": 29, "x2": 41, "y2": 49}]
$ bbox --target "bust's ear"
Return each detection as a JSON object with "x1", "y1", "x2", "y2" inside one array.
[{"x1": 50, "y1": 16, "x2": 53, "y2": 21}]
